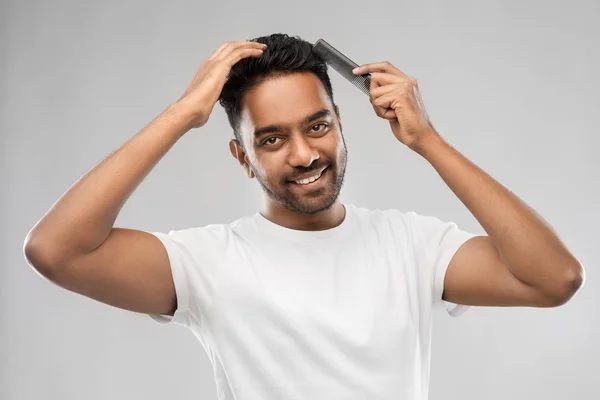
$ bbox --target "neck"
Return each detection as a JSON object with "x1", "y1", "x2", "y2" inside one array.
[{"x1": 260, "y1": 200, "x2": 346, "y2": 231}]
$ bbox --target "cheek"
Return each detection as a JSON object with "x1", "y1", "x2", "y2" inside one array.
[
  {"x1": 247, "y1": 150, "x2": 267, "y2": 175},
  {"x1": 253, "y1": 155, "x2": 281, "y2": 182},
  {"x1": 331, "y1": 134, "x2": 346, "y2": 160}
]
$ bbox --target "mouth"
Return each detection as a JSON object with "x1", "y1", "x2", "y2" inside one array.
[{"x1": 288, "y1": 166, "x2": 329, "y2": 188}]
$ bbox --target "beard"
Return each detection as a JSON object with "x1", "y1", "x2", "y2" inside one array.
[{"x1": 252, "y1": 141, "x2": 348, "y2": 216}]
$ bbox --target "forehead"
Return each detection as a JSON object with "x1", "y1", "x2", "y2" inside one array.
[{"x1": 239, "y1": 72, "x2": 333, "y2": 133}]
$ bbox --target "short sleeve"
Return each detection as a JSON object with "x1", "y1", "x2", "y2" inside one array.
[
  {"x1": 145, "y1": 225, "x2": 227, "y2": 328},
  {"x1": 407, "y1": 211, "x2": 479, "y2": 317}
]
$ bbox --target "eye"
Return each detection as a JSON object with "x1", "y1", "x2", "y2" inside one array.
[
  {"x1": 311, "y1": 123, "x2": 329, "y2": 132},
  {"x1": 261, "y1": 137, "x2": 281, "y2": 146}
]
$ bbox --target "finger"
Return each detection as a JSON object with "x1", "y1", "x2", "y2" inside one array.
[
  {"x1": 217, "y1": 41, "x2": 266, "y2": 61},
  {"x1": 369, "y1": 83, "x2": 398, "y2": 100},
  {"x1": 369, "y1": 85, "x2": 398, "y2": 117},
  {"x1": 372, "y1": 104, "x2": 397, "y2": 120},
  {"x1": 369, "y1": 72, "x2": 413, "y2": 88},
  {"x1": 183, "y1": 42, "x2": 263, "y2": 98},
  {"x1": 380, "y1": 109, "x2": 397, "y2": 120},
  {"x1": 372, "y1": 91, "x2": 400, "y2": 120},
  {"x1": 208, "y1": 41, "x2": 233, "y2": 61},
  {"x1": 354, "y1": 61, "x2": 410, "y2": 78},
  {"x1": 223, "y1": 46, "x2": 265, "y2": 66},
  {"x1": 372, "y1": 91, "x2": 396, "y2": 108}
]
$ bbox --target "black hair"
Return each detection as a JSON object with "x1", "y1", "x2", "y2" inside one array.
[{"x1": 218, "y1": 33, "x2": 336, "y2": 147}]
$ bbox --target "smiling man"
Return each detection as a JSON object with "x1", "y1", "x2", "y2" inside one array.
[
  {"x1": 227, "y1": 69, "x2": 348, "y2": 227},
  {"x1": 24, "y1": 33, "x2": 585, "y2": 399}
]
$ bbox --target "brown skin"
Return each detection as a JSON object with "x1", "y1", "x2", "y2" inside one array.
[
  {"x1": 227, "y1": 62, "x2": 584, "y2": 305},
  {"x1": 352, "y1": 61, "x2": 585, "y2": 306},
  {"x1": 22, "y1": 35, "x2": 584, "y2": 323},
  {"x1": 23, "y1": 41, "x2": 269, "y2": 316},
  {"x1": 229, "y1": 72, "x2": 348, "y2": 231}
]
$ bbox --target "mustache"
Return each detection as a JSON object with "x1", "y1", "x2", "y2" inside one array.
[{"x1": 284, "y1": 163, "x2": 330, "y2": 182}]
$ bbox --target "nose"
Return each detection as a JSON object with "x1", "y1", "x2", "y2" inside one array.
[{"x1": 287, "y1": 134, "x2": 319, "y2": 168}]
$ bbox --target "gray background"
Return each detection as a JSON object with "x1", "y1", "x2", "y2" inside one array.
[{"x1": 2, "y1": 0, "x2": 598, "y2": 399}]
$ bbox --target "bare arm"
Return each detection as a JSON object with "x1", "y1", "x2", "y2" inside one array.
[
  {"x1": 24, "y1": 104, "x2": 193, "y2": 267},
  {"x1": 23, "y1": 41, "x2": 267, "y2": 316},
  {"x1": 24, "y1": 104, "x2": 194, "y2": 315},
  {"x1": 420, "y1": 135, "x2": 584, "y2": 307},
  {"x1": 354, "y1": 60, "x2": 584, "y2": 308}
]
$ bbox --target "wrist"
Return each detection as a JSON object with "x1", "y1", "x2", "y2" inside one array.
[
  {"x1": 166, "y1": 101, "x2": 199, "y2": 135},
  {"x1": 412, "y1": 130, "x2": 447, "y2": 157}
]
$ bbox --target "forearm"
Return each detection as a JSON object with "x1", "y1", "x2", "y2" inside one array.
[
  {"x1": 25, "y1": 102, "x2": 195, "y2": 266},
  {"x1": 416, "y1": 133, "x2": 583, "y2": 295}
]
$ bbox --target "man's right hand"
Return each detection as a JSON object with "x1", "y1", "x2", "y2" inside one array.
[
  {"x1": 23, "y1": 41, "x2": 268, "y2": 320},
  {"x1": 176, "y1": 41, "x2": 267, "y2": 129}
]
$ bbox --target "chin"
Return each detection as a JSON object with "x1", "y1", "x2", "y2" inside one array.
[
  {"x1": 258, "y1": 168, "x2": 344, "y2": 215},
  {"x1": 285, "y1": 191, "x2": 339, "y2": 215},
  {"x1": 294, "y1": 201, "x2": 334, "y2": 215}
]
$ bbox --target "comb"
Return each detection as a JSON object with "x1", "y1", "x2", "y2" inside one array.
[{"x1": 313, "y1": 38, "x2": 371, "y2": 96}]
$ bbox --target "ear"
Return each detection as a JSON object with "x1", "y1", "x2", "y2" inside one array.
[{"x1": 229, "y1": 139, "x2": 255, "y2": 179}]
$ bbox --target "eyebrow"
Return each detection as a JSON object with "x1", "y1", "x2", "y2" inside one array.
[{"x1": 253, "y1": 109, "x2": 332, "y2": 138}]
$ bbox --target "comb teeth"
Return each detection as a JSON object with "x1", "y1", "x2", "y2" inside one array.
[
  {"x1": 313, "y1": 38, "x2": 371, "y2": 97},
  {"x1": 351, "y1": 74, "x2": 371, "y2": 96}
]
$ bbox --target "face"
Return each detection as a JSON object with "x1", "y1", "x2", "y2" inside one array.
[{"x1": 230, "y1": 72, "x2": 348, "y2": 216}]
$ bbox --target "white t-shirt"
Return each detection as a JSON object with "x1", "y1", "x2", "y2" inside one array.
[{"x1": 147, "y1": 204, "x2": 478, "y2": 400}]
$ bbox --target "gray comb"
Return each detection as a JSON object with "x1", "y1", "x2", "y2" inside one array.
[{"x1": 313, "y1": 38, "x2": 371, "y2": 96}]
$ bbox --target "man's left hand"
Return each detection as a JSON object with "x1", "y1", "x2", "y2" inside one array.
[{"x1": 353, "y1": 62, "x2": 440, "y2": 152}]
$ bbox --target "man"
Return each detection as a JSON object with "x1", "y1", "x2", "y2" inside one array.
[{"x1": 23, "y1": 33, "x2": 584, "y2": 399}]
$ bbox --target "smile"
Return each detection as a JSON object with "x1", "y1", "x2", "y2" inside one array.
[{"x1": 290, "y1": 167, "x2": 328, "y2": 186}]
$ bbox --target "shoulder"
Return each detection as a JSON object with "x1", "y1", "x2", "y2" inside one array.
[
  {"x1": 353, "y1": 205, "x2": 451, "y2": 227},
  {"x1": 350, "y1": 205, "x2": 458, "y2": 242},
  {"x1": 348, "y1": 205, "x2": 417, "y2": 242},
  {"x1": 158, "y1": 212, "x2": 258, "y2": 237},
  {"x1": 152, "y1": 220, "x2": 239, "y2": 248}
]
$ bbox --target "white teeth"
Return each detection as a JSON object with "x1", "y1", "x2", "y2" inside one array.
[{"x1": 294, "y1": 169, "x2": 323, "y2": 185}]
